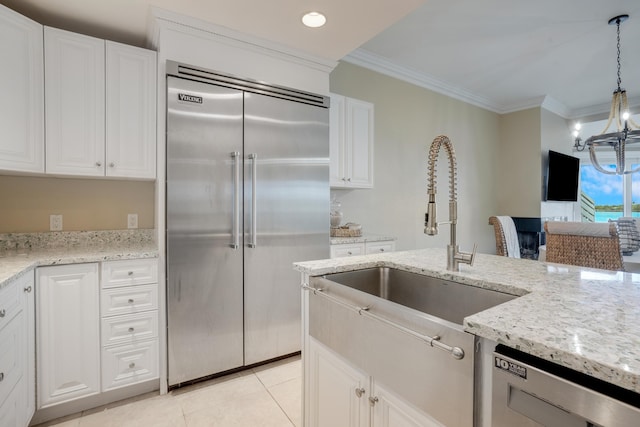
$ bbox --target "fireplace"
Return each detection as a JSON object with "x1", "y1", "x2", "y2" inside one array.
[{"x1": 511, "y1": 217, "x2": 545, "y2": 260}]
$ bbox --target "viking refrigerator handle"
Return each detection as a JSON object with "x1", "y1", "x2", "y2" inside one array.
[
  {"x1": 231, "y1": 152, "x2": 240, "y2": 249},
  {"x1": 249, "y1": 153, "x2": 257, "y2": 248}
]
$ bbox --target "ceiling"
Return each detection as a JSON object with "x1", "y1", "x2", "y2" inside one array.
[{"x1": 2, "y1": 0, "x2": 640, "y2": 118}]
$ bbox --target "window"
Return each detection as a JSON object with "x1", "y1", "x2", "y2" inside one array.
[
  {"x1": 579, "y1": 158, "x2": 640, "y2": 222},
  {"x1": 574, "y1": 115, "x2": 640, "y2": 222}
]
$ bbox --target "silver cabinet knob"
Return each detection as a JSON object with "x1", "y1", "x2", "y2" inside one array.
[
  {"x1": 368, "y1": 396, "x2": 379, "y2": 406},
  {"x1": 128, "y1": 271, "x2": 134, "y2": 276},
  {"x1": 128, "y1": 327, "x2": 134, "y2": 332},
  {"x1": 95, "y1": 161, "x2": 102, "y2": 167},
  {"x1": 109, "y1": 162, "x2": 115, "y2": 167},
  {"x1": 355, "y1": 387, "x2": 365, "y2": 398},
  {"x1": 129, "y1": 363, "x2": 135, "y2": 369},
  {"x1": 379, "y1": 248, "x2": 385, "y2": 252},
  {"x1": 128, "y1": 299, "x2": 134, "y2": 304},
  {"x1": 347, "y1": 178, "x2": 351, "y2": 182},
  {"x1": 347, "y1": 251, "x2": 352, "y2": 255},
  {"x1": 24, "y1": 286, "x2": 32, "y2": 293},
  {"x1": 0, "y1": 309, "x2": 5, "y2": 318},
  {"x1": 0, "y1": 372, "x2": 4, "y2": 382}
]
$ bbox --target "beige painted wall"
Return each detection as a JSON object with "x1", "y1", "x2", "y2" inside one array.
[
  {"x1": 330, "y1": 62, "x2": 501, "y2": 253},
  {"x1": 497, "y1": 108, "x2": 542, "y2": 217},
  {"x1": 0, "y1": 176, "x2": 155, "y2": 232}
]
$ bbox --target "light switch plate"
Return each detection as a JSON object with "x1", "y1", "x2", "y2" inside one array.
[
  {"x1": 127, "y1": 214, "x2": 138, "y2": 229},
  {"x1": 50, "y1": 214, "x2": 63, "y2": 231}
]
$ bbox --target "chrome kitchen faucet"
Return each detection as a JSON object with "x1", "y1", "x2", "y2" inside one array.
[{"x1": 425, "y1": 135, "x2": 476, "y2": 271}]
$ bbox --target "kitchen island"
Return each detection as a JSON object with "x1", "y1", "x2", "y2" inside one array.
[{"x1": 294, "y1": 248, "x2": 640, "y2": 425}]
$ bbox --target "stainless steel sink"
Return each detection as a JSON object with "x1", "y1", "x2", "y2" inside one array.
[{"x1": 322, "y1": 267, "x2": 516, "y2": 325}]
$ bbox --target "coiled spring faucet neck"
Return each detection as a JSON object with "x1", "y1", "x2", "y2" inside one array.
[{"x1": 425, "y1": 135, "x2": 476, "y2": 271}]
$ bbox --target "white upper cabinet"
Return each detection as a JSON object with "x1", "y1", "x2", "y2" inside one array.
[
  {"x1": 0, "y1": 5, "x2": 44, "y2": 173},
  {"x1": 105, "y1": 41, "x2": 156, "y2": 179},
  {"x1": 45, "y1": 26, "x2": 105, "y2": 177},
  {"x1": 330, "y1": 93, "x2": 374, "y2": 188},
  {"x1": 45, "y1": 27, "x2": 157, "y2": 179}
]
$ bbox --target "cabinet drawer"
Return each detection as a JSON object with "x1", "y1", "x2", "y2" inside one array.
[
  {"x1": 365, "y1": 241, "x2": 395, "y2": 254},
  {"x1": 101, "y1": 311, "x2": 158, "y2": 347},
  {"x1": 330, "y1": 243, "x2": 365, "y2": 258},
  {"x1": 101, "y1": 339, "x2": 158, "y2": 391},
  {"x1": 101, "y1": 284, "x2": 158, "y2": 317},
  {"x1": 0, "y1": 276, "x2": 24, "y2": 331},
  {"x1": 101, "y1": 258, "x2": 158, "y2": 288},
  {"x1": 0, "y1": 311, "x2": 23, "y2": 407}
]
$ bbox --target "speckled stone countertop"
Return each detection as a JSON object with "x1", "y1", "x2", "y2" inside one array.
[
  {"x1": 330, "y1": 233, "x2": 397, "y2": 245},
  {"x1": 294, "y1": 248, "x2": 640, "y2": 394},
  {"x1": 0, "y1": 230, "x2": 158, "y2": 290}
]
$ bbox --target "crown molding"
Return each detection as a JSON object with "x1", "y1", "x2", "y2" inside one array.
[
  {"x1": 344, "y1": 48, "x2": 640, "y2": 120},
  {"x1": 147, "y1": 7, "x2": 337, "y2": 74},
  {"x1": 343, "y1": 48, "x2": 503, "y2": 113}
]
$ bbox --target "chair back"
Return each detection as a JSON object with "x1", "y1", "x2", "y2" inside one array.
[
  {"x1": 488, "y1": 216, "x2": 507, "y2": 256},
  {"x1": 544, "y1": 221, "x2": 624, "y2": 271}
]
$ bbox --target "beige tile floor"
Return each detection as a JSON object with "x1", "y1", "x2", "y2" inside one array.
[{"x1": 35, "y1": 355, "x2": 302, "y2": 427}]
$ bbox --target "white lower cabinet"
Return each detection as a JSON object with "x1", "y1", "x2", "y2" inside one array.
[
  {"x1": 372, "y1": 381, "x2": 441, "y2": 427},
  {"x1": 0, "y1": 271, "x2": 36, "y2": 427},
  {"x1": 307, "y1": 338, "x2": 439, "y2": 427},
  {"x1": 99, "y1": 259, "x2": 159, "y2": 392},
  {"x1": 308, "y1": 338, "x2": 369, "y2": 427},
  {"x1": 330, "y1": 240, "x2": 396, "y2": 259},
  {"x1": 37, "y1": 264, "x2": 101, "y2": 408},
  {"x1": 35, "y1": 258, "x2": 159, "y2": 415}
]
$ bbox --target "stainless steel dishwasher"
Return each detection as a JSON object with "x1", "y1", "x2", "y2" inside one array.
[{"x1": 492, "y1": 345, "x2": 640, "y2": 426}]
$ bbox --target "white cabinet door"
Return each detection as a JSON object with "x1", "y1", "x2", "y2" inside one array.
[
  {"x1": 45, "y1": 27, "x2": 105, "y2": 176},
  {"x1": 371, "y1": 381, "x2": 444, "y2": 427},
  {"x1": 329, "y1": 94, "x2": 346, "y2": 187},
  {"x1": 0, "y1": 5, "x2": 44, "y2": 173},
  {"x1": 308, "y1": 338, "x2": 369, "y2": 427},
  {"x1": 329, "y1": 93, "x2": 374, "y2": 189},
  {"x1": 37, "y1": 264, "x2": 101, "y2": 408},
  {"x1": 105, "y1": 41, "x2": 156, "y2": 179},
  {"x1": 22, "y1": 273, "x2": 35, "y2": 425},
  {"x1": 345, "y1": 98, "x2": 374, "y2": 188}
]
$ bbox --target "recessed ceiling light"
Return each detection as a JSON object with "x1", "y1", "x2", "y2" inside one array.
[{"x1": 302, "y1": 12, "x2": 326, "y2": 28}]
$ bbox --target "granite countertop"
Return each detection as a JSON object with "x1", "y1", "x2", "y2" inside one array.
[
  {"x1": 294, "y1": 248, "x2": 640, "y2": 394},
  {"x1": 330, "y1": 233, "x2": 397, "y2": 245},
  {"x1": 0, "y1": 230, "x2": 159, "y2": 290}
]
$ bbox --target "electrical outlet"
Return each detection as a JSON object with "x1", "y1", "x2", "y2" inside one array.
[
  {"x1": 50, "y1": 214, "x2": 63, "y2": 231},
  {"x1": 127, "y1": 213, "x2": 138, "y2": 229}
]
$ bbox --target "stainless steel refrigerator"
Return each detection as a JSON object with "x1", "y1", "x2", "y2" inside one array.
[{"x1": 166, "y1": 62, "x2": 329, "y2": 387}]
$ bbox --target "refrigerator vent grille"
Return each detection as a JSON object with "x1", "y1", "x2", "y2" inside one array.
[{"x1": 167, "y1": 61, "x2": 328, "y2": 108}]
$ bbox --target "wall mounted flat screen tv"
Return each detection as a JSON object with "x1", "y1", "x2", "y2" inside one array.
[{"x1": 545, "y1": 150, "x2": 580, "y2": 202}]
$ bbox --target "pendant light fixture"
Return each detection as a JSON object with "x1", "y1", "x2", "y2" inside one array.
[{"x1": 573, "y1": 14, "x2": 640, "y2": 175}]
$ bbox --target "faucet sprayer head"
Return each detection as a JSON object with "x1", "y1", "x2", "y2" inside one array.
[{"x1": 425, "y1": 195, "x2": 438, "y2": 235}]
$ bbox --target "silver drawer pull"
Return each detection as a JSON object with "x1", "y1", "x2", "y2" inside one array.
[
  {"x1": 128, "y1": 271, "x2": 134, "y2": 276},
  {"x1": 128, "y1": 299, "x2": 135, "y2": 304},
  {"x1": 0, "y1": 372, "x2": 4, "y2": 381},
  {"x1": 129, "y1": 363, "x2": 135, "y2": 369},
  {"x1": 355, "y1": 387, "x2": 365, "y2": 398},
  {"x1": 347, "y1": 251, "x2": 353, "y2": 255},
  {"x1": 128, "y1": 327, "x2": 135, "y2": 333},
  {"x1": 95, "y1": 161, "x2": 102, "y2": 167},
  {"x1": 24, "y1": 286, "x2": 32, "y2": 293},
  {"x1": 379, "y1": 248, "x2": 385, "y2": 252},
  {"x1": 0, "y1": 309, "x2": 5, "y2": 318}
]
